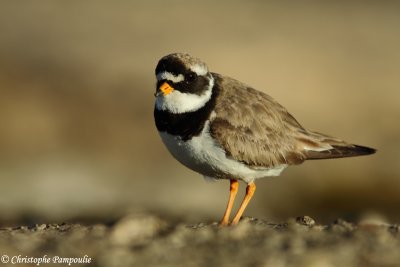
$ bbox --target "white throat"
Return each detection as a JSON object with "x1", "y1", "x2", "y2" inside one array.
[{"x1": 155, "y1": 76, "x2": 214, "y2": 114}]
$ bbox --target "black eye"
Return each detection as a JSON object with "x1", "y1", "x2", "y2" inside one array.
[{"x1": 186, "y1": 72, "x2": 196, "y2": 82}]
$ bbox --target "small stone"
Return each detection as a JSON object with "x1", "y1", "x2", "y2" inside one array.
[
  {"x1": 296, "y1": 216, "x2": 316, "y2": 227},
  {"x1": 358, "y1": 212, "x2": 389, "y2": 227},
  {"x1": 329, "y1": 219, "x2": 356, "y2": 233},
  {"x1": 110, "y1": 214, "x2": 167, "y2": 246},
  {"x1": 36, "y1": 224, "x2": 47, "y2": 231}
]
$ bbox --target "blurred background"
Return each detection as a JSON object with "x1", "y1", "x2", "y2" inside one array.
[{"x1": 0, "y1": 0, "x2": 399, "y2": 225}]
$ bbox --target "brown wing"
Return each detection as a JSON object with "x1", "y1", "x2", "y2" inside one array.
[
  {"x1": 209, "y1": 73, "x2": 376, "y2": 168},
  {"x1": 209, "y1": 73, "x2": 308, "y2": 168}
]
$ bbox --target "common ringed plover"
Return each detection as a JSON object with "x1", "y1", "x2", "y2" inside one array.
[{"x1": 154, "y1": 53, "x2": 376, "y2": 225}]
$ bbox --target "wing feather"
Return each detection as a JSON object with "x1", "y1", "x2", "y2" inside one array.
[
  {"x1": 209, "y1": 73, "x2": 306, "y2": 168},
  {"x1": 208, "y1": 73, "x2": 375, "y2": 168}
]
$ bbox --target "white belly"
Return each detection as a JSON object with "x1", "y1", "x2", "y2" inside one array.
[{"x1": 159, "y1": 121, "x2": 287, "y2": 184}]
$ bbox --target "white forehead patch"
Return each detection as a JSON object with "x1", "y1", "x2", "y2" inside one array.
[
  {"x1": 190, "y1": 64, "x2": 208, "y2": 76},
  {"x1": 156, "y1": 71, "x2": 184, "y2": 83}
]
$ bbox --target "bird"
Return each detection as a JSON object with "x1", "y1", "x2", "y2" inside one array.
[{"x1": 153, "y1": 52, "x2": 376, "y2": 226}]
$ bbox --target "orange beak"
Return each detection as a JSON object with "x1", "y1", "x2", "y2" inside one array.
[{"x1": 156, "y1": 82, "x2": 174, "y2": 96}]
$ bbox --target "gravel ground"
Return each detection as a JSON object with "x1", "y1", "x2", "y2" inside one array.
[{"x1": 0, "y1": 214, "x2": 399, "y2": 267}]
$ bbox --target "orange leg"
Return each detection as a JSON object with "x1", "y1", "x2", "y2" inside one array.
[
  {"x1": 231, "y1": 182, "x2": 256, "y2": 225},
  {"x1": 219, "y1": 179, "x2": 239, "y2": 226}
]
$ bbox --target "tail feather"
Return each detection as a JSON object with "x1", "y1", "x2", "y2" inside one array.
[
  {"x1": 296, "y1": 130, "x2": 376, "y2": 160},
  {"x1": 305, "y1": 144, "x2": 376, "y2": 160}
]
